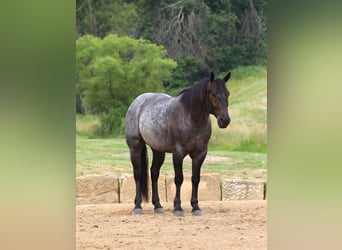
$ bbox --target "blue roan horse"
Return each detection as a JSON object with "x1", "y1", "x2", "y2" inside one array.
[{"x1": 125, "y1": 71, "x2": 231, "y2": 216}]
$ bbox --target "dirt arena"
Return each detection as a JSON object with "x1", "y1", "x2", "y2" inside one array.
[{"x1": 76, "y1": 200, "x2": 267, "y2": 249}]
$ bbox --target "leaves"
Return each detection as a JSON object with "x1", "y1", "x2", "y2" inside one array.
[
  {"x1": 76, "y1": 34, "x2": 177, "y2": 115},
  {"x1": 77, "y1": 0, "x2": 267, "y2": 72},
  {"x1": 76, "y1": 0, "x2": 138, "y2": 37}
]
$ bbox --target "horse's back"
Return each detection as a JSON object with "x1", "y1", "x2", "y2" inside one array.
[{"x1": 126, "y1": 93, "x2": 172, "y2": 120}]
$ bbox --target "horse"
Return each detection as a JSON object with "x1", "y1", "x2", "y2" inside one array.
[{"x1": 125, "y1": 71, "x2": 231, "y2": 216}]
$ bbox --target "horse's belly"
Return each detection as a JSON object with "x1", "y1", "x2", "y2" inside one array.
[
  {"x1": 145, "y1": 138, "x2": 172, "y2": 153},
  {"x1": 140, "y1": 124, "x2": 172, "y2": 152}
]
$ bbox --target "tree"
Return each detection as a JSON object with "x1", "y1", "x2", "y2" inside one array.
[
  {"x1": 76, "y1": 0, "x2": 267, "y2": 113},
  {"x1": 154, "y1": 0, "x2": 209, "y2": 60},
  {"x1": 134, "y1": 0, "x2": 160, "y2": 40},
  {"x1": 202, "y1": 6, "x2": 239, "y2": 71},
  {"x1": 76, "y1": 34, "x2": 177, "y2": 135},
  {"x1": 164, "y1": 55, "x2": 209, "y2": 96},
  {"x1": 76, "y1": 0, "x2": 138, "y2": 38},
  {"x1": 238, "y1": 0, "x2": 266, "y2": 65}
]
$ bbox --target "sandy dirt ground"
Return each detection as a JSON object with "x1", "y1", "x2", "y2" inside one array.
[{"x1": 76, "y1": 200, "x2": 266, "y2": 250}]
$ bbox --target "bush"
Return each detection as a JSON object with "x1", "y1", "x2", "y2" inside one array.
[
  {"x1": 94, "y1": 107, "x2": 127, "y2": 137},
  {"x1": 76, "y1": 114, "x2": 100, "y2": 137},
  {"x1": 76, "y1": 34, "x2": 176, "y2": 114}
]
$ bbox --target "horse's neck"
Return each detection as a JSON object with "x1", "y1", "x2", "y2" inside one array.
[
  {"x1": 190, "y1": 112, "x2": 209, "y2": 126},
  {"x1": 177, "y1": 81, "x2": 210, "y2": 127},
  {"x1": 188, "y1": 99, "x2": 209, "y2": 127}
]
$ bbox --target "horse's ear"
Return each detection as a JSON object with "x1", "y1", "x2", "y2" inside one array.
[
  {"x1": 210, "y1": 72, "x2": 215, "y2": 82},
  {"x1": 223, "y1": 72, "x2": 231, "y2": 82}
]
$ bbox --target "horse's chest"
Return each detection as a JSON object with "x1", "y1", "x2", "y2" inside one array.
[{"x1": 175, "y1": 127, "x2": 211, "y2": 152}]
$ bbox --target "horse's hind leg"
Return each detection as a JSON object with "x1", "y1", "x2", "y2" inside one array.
[
  {"x1": 128, "y1": 138, "x2": 148, "y2": 215},
  {"x1": 151, "y1": 149, "x2": 165, "y2": 213}
]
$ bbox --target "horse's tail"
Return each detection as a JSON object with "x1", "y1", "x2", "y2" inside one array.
[{"x1": 140, "y1": 145, "x2": 149, "y2": 202}]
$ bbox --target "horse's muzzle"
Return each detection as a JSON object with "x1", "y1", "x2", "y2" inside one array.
[{"x1": 218, "y1": 116, "x2": 230, "y2": 128}]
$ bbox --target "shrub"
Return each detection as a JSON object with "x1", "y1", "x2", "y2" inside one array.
[{"x1": 94, "y1": 107, "x2": 127, "y2": 137}]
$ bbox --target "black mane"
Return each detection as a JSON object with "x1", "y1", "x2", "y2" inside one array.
[{"x1": 178, "y1": 77, "x2": 209, "y2": 124}]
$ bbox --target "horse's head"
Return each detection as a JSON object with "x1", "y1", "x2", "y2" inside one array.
[{"x1": 206, "y1": 71, "x2": 231, "y2": 128}]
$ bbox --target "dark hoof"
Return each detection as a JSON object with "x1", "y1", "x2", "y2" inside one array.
[
  {"x1": 191, "y1": 209, "x2": 202, "y2": 216},
  {"x1": 133, "y1": 208, "x2": 143, "y2": 215},
  {"x1": 173, "y1": 210, "x2": 184, "y2": 217},
  {"x1": 154, "y1": 207, "x2": 164, "y2": 214}
]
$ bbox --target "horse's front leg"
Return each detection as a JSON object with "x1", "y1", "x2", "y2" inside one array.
[
  {"x1": 190, "y1": 150, "x2": 207, "y2": 216},
  {"x1": 172, "y1": 152, "x2": 185, "y2": 216}
]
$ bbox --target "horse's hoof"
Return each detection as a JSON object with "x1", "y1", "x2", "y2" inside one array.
[
  {"x1": 192, "y1": 209, "x2": 202, "y2": 216},
  {"x1": 154, "y1": 207, "x2": 164, "y2": 214},
  {"x1": 173, "y1": 210, "x2": 184, "y2": 217},
  {"x1": 133, "y1": 208, "x2": 143, "y2": 215}
]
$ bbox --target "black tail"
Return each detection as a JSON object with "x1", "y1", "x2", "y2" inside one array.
[{"x1": 140, "y1": 145, "x2": 149, "y2": 202}]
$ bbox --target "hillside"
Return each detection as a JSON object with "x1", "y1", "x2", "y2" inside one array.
[{"x1": 210, "y1": 67, "x2": 267, "y2": 153}]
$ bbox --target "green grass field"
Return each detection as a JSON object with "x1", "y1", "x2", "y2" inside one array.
[
  {"x1": 76, "y1": 135, "x2": 267, "y2": 180},
  {"x1": 76, "y1": 66, "x2": 267, "y2": 181}
]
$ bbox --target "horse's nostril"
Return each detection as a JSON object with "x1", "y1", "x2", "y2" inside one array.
[
  {"x1": 220, "y1": 117, "x2": 228, "y2": 123},
  {"x1": 218, "y1": 116, "x2": 230, "y2": 128}
]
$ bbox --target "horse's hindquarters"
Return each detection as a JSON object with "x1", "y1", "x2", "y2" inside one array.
[
  {"x1": 126, "y1": 93, "x2": 173, "y2": 152},
  {"x1": 139, "y1": 107, "x2": 172, "y2": 152}
]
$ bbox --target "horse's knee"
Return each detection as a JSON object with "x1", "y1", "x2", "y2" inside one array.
[
  {"x1": 191, "y1": 175, "x2": 200, "y2": 185},
  {"x1": 174, "y1": 175, "x2": 184, "y2": 186},
  {"x1": 150, "y1": 167, "x2": 160, "y2": 180}
]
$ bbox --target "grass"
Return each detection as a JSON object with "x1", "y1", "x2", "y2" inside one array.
[
  {"x1": 210, "y1": 71, "x2": 267, "y2": 153},
  {"x1": 76, "y1": 135, "x2": 267, "y2": 180},
  {"x1": 76, "y1": 114, "x2": 100, "y2": 137},
  {"x1": 76, "y1": 65, "x2": 267, "y2": 181},
  {"x1": 222, "y1": 65, "x2": 267, "y2": 93}
]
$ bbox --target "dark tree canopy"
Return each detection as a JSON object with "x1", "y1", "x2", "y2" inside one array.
[{"x1": 77, "y1": 0, "x2": 267, "y2": 71}]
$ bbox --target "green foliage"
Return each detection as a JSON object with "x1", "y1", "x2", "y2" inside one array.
[
  {"x1": 76, "y1": 0, "x2": 267, "y2": 76},
  {"x1": 76, "y1": 34, "x2": 177, "y2": 136},
  {"x1": 203, "y1": 9, "x2": 239, "y2": 71},
  {"x1": 132, "y1": 0, "x2": 267, "y2": 71},
  {"x1": 76, "y1": 0, "x2": 138, "y2": 37},
  {"x1": 136, "y1": 0, "x2": 161, "y2": 40},
  {"x1": 76, "y1": 114, "x2": 100, "y2": 137},
  {"x1": 94, "y1": 107, "x2": 127, "y2": 137},
  {"x1": 164, "y1": 55, "x2": 209, "y2": 96}
]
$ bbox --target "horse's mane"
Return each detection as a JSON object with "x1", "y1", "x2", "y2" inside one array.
[{"x1": 178, "y1": 77, "x2": 209, "y2": 123}]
